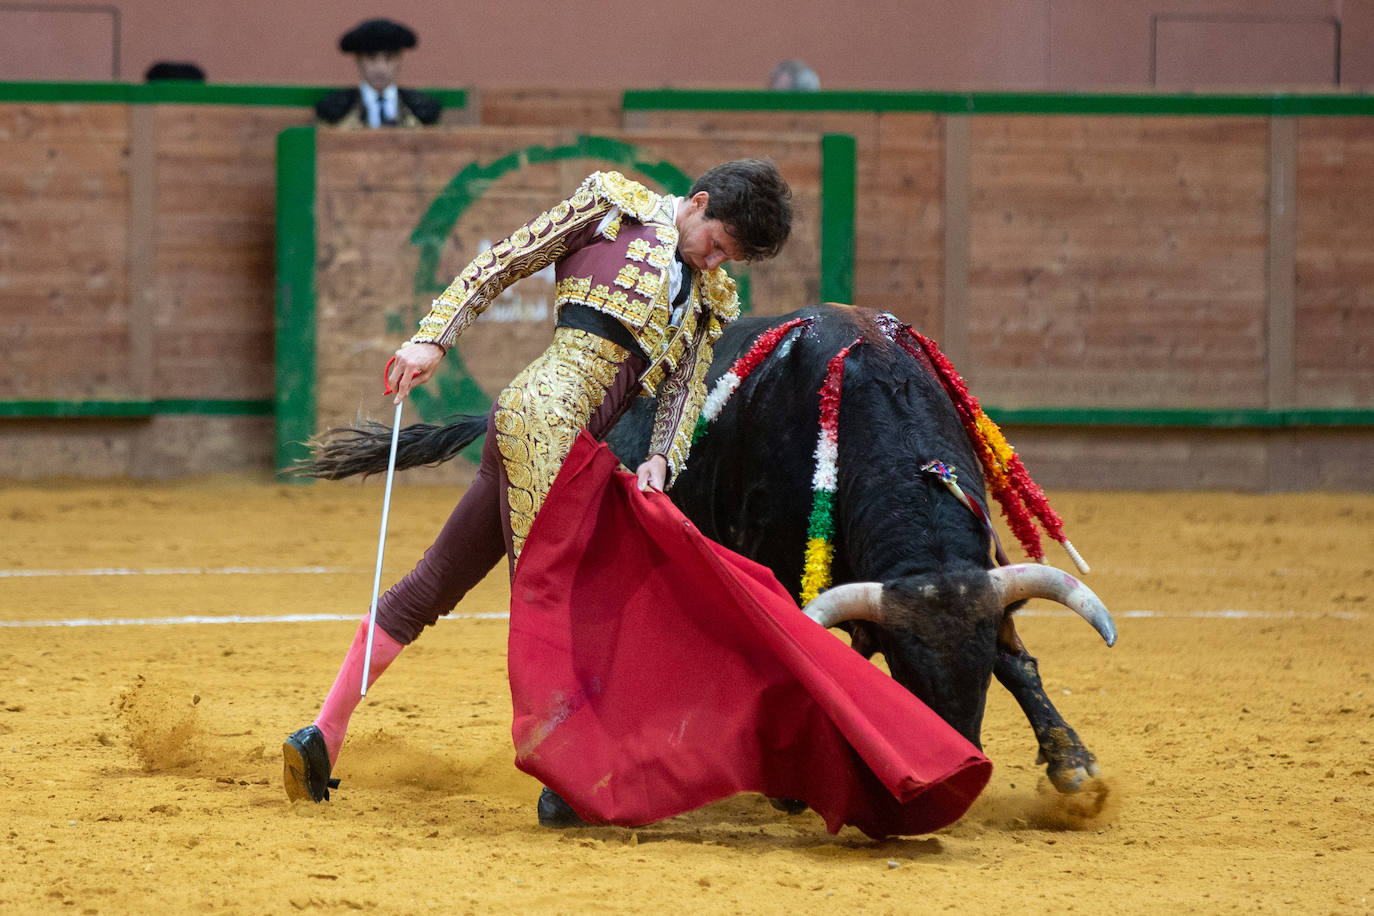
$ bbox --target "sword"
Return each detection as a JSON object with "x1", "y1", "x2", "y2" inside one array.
[{"x1": 362, "y1": 359, "x2": 405, "y2": 697}]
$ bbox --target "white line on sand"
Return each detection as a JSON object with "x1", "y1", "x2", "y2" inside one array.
[
  {"x1": 0, "y1": 608, "x2": 1361, "y2": 628},
  {"x1": 0, "y1": 612, "x2": 511, "y2": 628},
  {"x1": 1019, "y1": 608, "x2": 1364, "y2": 621},
  {"x1": 0, "y1": 566, "x2": 353, "y2": 578}
]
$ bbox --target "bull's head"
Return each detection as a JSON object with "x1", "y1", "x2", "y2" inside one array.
[{"x1": 803, "y1": 565, "x2": 1115, "y2": 748}]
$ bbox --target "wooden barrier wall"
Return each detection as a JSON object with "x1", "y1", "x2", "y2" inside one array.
[
  {"x1": 621, "y1": 97, "x2": 1374, "y2": 416},
  {"x1": 2, "y1": 85, "x2": 1371, "y2": 489},
  {"x1": 0, "y1": 99, "x2": 302, "y2": 477},
  {"x1": 0, "y1": 84, "x2": 468, "y2": 478}
]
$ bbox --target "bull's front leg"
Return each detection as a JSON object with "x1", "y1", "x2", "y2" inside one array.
[{"x1": 993, "y1": 616, "x2": 1101, "y2": 792}]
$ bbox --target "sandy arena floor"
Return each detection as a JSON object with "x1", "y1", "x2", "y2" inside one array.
[{"x1": 0, "y1": 475, "x2": 1370, "y2": 913}]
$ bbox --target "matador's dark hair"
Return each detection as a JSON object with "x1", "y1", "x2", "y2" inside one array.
[{"x1": 690, "y1": 158, "x2": 793, "y2": 262}]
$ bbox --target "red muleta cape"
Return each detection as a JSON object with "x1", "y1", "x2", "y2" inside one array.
[{"x1": 507, "y1": 431, "x2": 991, "y2": 838}]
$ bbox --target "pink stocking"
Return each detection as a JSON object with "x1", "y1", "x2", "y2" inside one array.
[{"x1": 313, "y1": 617, "x2": 405, "y2": 766}]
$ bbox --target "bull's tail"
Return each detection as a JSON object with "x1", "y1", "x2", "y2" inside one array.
[{"x1": 294, "y1": 413, "x2": 490, "y2": 480}]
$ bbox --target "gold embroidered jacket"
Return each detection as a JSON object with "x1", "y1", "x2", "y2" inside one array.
[{"x1": 409, "y1": 171, "x2": 740, "y2": 482}]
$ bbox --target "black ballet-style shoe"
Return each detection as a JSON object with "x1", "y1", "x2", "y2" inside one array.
[
  {"x1": 282, "y1": 725, "x2": 340, "y2": 803},
  {"x1": 536, "y1": 786, "x2": 585, "y2": 828}
]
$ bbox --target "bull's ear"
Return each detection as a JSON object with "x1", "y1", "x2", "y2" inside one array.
[{"x1": 803, "y1": 583, "x2": 884, "y2": 628}]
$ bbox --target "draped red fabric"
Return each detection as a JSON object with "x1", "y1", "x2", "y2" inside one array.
[{"x1": 507, "y1": 432, "x2": 992, "y2": 838}]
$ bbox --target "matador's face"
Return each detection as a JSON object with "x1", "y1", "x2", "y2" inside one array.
[
  {"x1": 356, "y1": 51, "x2": 402, "y2": 92},
  {"x1": 674, "y1": 192, "x2": 744, "y2": 272}
]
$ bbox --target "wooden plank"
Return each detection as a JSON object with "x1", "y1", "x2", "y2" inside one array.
[
  {"x1": 871, "y1": 111, "x2": 942, "y2": 329},
  {"x1": 153, "y1": 327, "x2": 275, "y2": 399},
  {"x1": 968, "y1": 115, "x2": 1270, "y2": 408},
  {"x1": 0, "y1": 103, "x2": 127, "y2": 142},
  {"x1": 942, "y1": 114, "x2": 969, "y2": 366},
  {"x1": 154, "y1": 105, "x2": 309, "y2": 152},
  {"x1": 128, "y1": 416, "x2": 274, "y2": 478},
  {"x1": 1295, "y1": 117, "x2": 1374, "y2": 406},
  {"x1": 479, "y1": 88, "x2": 622, "y2": 130},
  {"x1": 1266, "y1": 118, "x2": 1297, "y2": 410},
  {"x1": 150, "y1": 106, "x2": 289, "y2": 403},
  {"x1": 127, "y1": 105, "x2": 157, "y2": 399},
  {"x1": 1005, "y1": 427, "x2": 1273, "y2": 490},
  {"x1": 0, "y1": 103, "x2": 130, "y2": 400}
]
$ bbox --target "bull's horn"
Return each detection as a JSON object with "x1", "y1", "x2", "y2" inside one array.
[
  {"x1": 803, "y1": 583, "x2": 884, "y2": 628},
  {"x1": 988, "y1": 564, "x2": 1117, "y2": 647}
]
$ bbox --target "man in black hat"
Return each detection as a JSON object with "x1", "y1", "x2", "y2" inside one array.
[{"x1": 316, "y1": 18, "x2": 441, "y2": 128}]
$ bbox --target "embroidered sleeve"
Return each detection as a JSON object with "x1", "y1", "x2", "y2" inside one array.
[
  {"x1": 647, "y1": 347, "x2": 693, "y2": 460},
  {"x1": 409, "y1": 187, "x2": 611, "y2": 351},
  {"x1": 646, "y1": 268, "x2": 739, "y2": 484},
  {"x1": 649, "y1": 320, "x2": 719, "y2": 485}
]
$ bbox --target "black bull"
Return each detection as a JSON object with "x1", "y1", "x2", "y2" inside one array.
[
  {"x1": 303, "y1": 304, "x2": 1117, "y2": 793},
  {"x1": 608, "y1": 304, "x2": 1116, "y2": 792}
]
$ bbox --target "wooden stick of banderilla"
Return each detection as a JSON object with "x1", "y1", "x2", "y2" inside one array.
[{"x1": 362, "y1": 365, "x2": 406, "y2": 698}]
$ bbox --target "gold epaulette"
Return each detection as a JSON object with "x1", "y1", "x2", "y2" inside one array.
[
  {"x1": 583, "y1": 171, "x2": 676, "y2": 226},
  {"x1": 701, "y1": 268, "x2": 740, "y2": 325}
]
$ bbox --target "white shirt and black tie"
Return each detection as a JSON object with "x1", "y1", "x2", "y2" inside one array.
[{"x1": 358, "y1": 83, "x2": 399, "y2": 128}]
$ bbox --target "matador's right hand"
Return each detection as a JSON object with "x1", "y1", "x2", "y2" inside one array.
[{"x1": 388, "y1": 341, "x2": 445, "y2": 403}]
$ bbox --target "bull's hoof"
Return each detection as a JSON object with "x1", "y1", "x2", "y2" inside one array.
[
  {"x1": 536, "y1": 787, "x2": 585, "y2": 828},
  {"x1": 767, "y1": 797, "x2": 809, "y2": 815},
  {"x1": 1046, "y1": 762, "x2": 1102, "y2": 793},
  {"x1": 1044, "y1": 748, "x2": 1103, "y2": 793},
  {"x1": 1037, "y1": 726, "x2": 1101, "y2": 793}
]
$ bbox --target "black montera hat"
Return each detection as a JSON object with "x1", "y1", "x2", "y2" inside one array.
[
  {"x1": 339, "y1": 18, "x2": 417, "y2": 54},
  {"x1": 145, "y1": 61, "x2": 206, "y2": 82}
]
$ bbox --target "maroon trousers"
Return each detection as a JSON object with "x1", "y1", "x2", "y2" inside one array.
[{"x1": 375, "y1": 352, "x2": 646, "y2": 644}]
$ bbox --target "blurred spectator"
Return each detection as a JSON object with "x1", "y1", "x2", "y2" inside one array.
[
  {"x1": 144, "y1": 61, "x2": 206, "y2": 82},
  {"x1": 316, "y1": 18, "x2": 441, "y2": 128},
  {"x1": 768, "y1": 59, "x2": 820, "y2": 91}
]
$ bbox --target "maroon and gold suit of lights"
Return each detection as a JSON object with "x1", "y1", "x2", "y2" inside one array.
[{"x1": 409, "y1": 171, "x2": 739, "y2": 558}]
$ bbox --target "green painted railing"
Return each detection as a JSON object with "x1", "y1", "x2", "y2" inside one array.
[
  {"x1": 275, "y1": 126, "x2": 319, "y2": 474},
  {"x1": 0, "y1": 400, "x2": 272, "y2": 418},
  {"x1": 4, "y1": 399, "x2": 1366, "y2": 429},
  {"x1": 820, "y1": 135, "x2": 856, "y2": 306}
]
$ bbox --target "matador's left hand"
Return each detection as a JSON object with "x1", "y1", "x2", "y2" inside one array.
[{"x1": 635, "y1": 454, "x2": 667, "y2": 493}]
